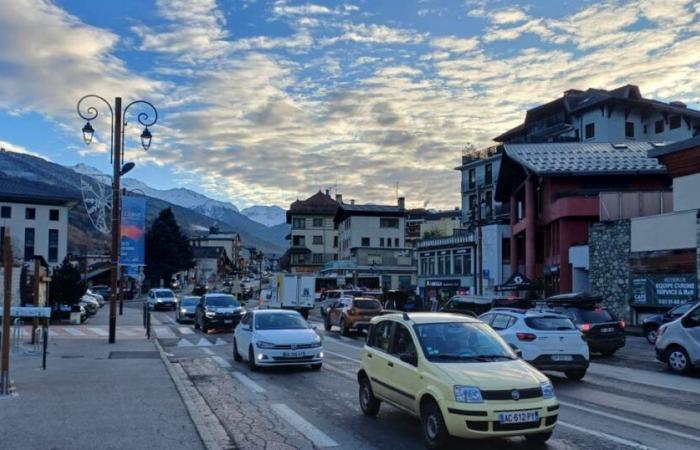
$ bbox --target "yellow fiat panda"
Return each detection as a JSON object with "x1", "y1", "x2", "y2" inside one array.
[{"x1": 357, "y1": 312, "x2": 558, "y2": 448}]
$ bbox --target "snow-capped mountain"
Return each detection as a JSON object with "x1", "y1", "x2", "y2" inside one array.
[{"x1": 242, "y1": 205, "x2": 286, "y2": 227}]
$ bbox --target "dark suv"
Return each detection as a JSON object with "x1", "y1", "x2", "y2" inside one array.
[
  {"x1": 543, "y1": 293, "x2": 626, "y2": 356},
  {"x1": 195, "y1": 294, "x2": 245, "y2": 333},
  {"x1": 643, "y1": 301, "x2": 698, "y2": 344}
]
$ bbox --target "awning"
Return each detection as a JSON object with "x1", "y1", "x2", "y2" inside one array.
[
  {"x1": 495, "y1": 271, "x2": 537, "y2": 292},
  {"x1": 288, "y1": 247, "x2": 311, "y2": 255}
]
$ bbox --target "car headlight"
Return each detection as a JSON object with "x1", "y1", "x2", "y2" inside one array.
[
  {"x1": 454, "y1": 386, "x2": 483, "y2": 403},
  {"x1": 256, "y1": 341, "x2": 276, "y2": 349},
  {"x1": 205, "y1": 311, "x2": 216, "y2": 318},
  {"x1": 180, "y1": 308, "x2": 187, "y2": 314},
  {"x1": 541, "y1": 381, "x2": 555, "y2": 399}
]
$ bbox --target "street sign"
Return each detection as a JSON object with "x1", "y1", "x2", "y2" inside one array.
[{"x1": 0, "y1": 307, "x2": 51, "y2": 318}]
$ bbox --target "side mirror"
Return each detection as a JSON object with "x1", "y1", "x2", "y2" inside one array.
[
  {"x1": 509, "y1": 343, "x2": 523, "y2": 358},
  {"x1": 400, "y1": 353, "x2": 418, "y2": 366}
]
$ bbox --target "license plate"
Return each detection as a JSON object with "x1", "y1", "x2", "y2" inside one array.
[
  {"x1": 282, "y1": 352, "x2": 302, "y2": 358},
  {"x1": 551, "y1": 355, "x2": 573, "y2": 361},
  {"x1": 499, "y1": 410, "x2": 539, "y2": 424},
  {"x1": 224, "y1": 320, "x2": 233, "y2": 324},
  {"x1": 601, "y1": 327, "x2": 614, "y2": 333}
]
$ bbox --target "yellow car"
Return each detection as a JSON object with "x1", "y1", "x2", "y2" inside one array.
[{"x1": 357, "y1": 312, "x2": 558, "y2": 448}]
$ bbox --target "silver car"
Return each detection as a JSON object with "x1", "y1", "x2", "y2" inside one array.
[{"x1": 655, "y1": 303, "x2": 700, "y2": 374}]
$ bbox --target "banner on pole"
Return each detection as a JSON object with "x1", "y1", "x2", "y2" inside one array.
[{"x1": 120, "y1": 196, "x2": 146, "y2": 266}]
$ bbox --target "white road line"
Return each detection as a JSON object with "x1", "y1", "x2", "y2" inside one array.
[
  {"x1": 155, "y1": 326, "x2": 177, "y2": 339},
  {"x1": 560, "y1": 401, "x2": 700, "y2": 444},
  {"x1": 323, "y1": 350, "x2": 361, "y2": 364},
  {"x1": 196, "y1": 338, "x2": 213, "y2": 347},
  {"x1": 212, "y1": 356, "x2": 231, "y2": 369},
  {"x1": 271, "y1": 403, "x2": 339, "y2": 448},
  {"x1": 179, "y1": 327, "x2": 193, "y2": 335},
  {"x1": 558, "y1": 421, "x2": 656, "y2": 450},
  {"x1": 201, "y1": 347, "x2": 214, "y2": 355},
  {"x1": 88, "y1": 327, "x2": 108, "y2": 336},
  {"x1": 323, "y1": 338, "x2": 364, "y2": 352},
  {"x1": 119, "y1": 328, "x2": 138, "y2": 336},
  {"x1": 320, "y1": 361, "x2": 356, "y2": 380},
  {"x1": 63, "y1": 327, "x2": 85, "y2": 336},
  {"x1": 232, "y1": 371, "x2": 266, "y2": 393}
]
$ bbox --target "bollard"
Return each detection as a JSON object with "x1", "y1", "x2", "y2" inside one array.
[
  {"x1": 42, "y1": 327, "x2": 48, "y2": 370},
  {"x1": 11, "y1": 318, "x2": 22, "y2": 354},
  {"x1": 146, "y1": 310, "x2": 151, "y2": 339}
]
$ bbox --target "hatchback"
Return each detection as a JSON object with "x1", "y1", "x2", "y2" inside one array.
[
  {"x1": 655, "y1": 303, "x2": 700, "y2": 374},
  {"x1": 324, "y1": 296, "x2": 383, "y2": 335}
]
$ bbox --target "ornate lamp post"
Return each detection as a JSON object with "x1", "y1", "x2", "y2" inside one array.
[{"x1": 77, "y1": 95, "x2": 157, "y2": 343}]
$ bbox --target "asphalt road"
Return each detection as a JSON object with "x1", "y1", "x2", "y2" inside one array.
[{"x1": 143, "y1": 304, "x2": 700, "y2": 450}]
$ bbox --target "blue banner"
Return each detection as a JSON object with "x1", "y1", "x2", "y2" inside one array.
[{"x1": 120, "y1": 196, "x2": 146, "y2": 265}]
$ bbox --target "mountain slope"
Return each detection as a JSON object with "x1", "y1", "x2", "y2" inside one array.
[{"x1": 241, "y1": 205, "x2": 286, "y2": 227}]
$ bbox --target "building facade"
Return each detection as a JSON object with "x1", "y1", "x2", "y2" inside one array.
[
  {"x1": 416, "y1": 233, "x2": 475, "y2": 304},
  {"x1": 190, "y1": 228, "x2": 241, "y2": 268},
  {"x1": 285, "y1": 190, "x2": 339, "y2": 273}
]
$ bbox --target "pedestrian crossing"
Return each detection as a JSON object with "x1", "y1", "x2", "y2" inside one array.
[{"x1": 13, "y1": 325, "x2": 148, "y2": 339}]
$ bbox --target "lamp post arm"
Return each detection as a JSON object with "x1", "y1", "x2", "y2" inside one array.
[{"x1": 77, "y1": 94, "x2": 114, "y2": 163}]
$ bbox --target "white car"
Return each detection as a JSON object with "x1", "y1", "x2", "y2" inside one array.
[
  {"x1": 146, "y1": 288, "x2": 178, "y2": 310},
  {"x1": 656, "y1": 302, "x2": 700, "y2": 374},
  {"x1": 480, "y1": 308, "x2": 590, "y2": 380},
  {"x1": 233, "y1": 309, "x2": 323, "y2": 371},
  {"x1": 84, "y1": 289, "x2": 105, "y2": 307}
]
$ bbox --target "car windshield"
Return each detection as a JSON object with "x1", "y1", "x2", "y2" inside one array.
[
  {"x1": 181, "y1": 298, "x2": 199, "y2": 306},
  {"x1": 671, "y1": 303, "x2": 694, "y2": 315},
  {"x1": 568, "y1": 307, "x2": 614, "y2": 323},
  {"x1": 207, "y1": 296, "x2": 239, "y2": 307},
  {"x1": 414, "y1": 322, "x2": 515, "y2": 362},
  {"x1": 525, "y1": 316, "x2": 576, "y2": 330},
  {"x1": 255, "y1": 313, "x2": 308, "y2": 330},
  {"x1": 353, "y1": 299, "x2": 381, "y2": 309},
  {"x1": 155, "y1": 291, "x2": 174, "y2": 298}
]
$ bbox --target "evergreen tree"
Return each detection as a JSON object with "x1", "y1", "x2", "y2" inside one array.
[
  {"x1": 50, "y1": 258, "x2": 85, "y2": 306},
  {"x1": 145, "y1": 208, "x2": 194, "y2": 285}
]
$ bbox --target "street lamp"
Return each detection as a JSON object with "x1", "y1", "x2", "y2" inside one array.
[{"x1": 76, "y1": 95, "x2": 158, "y2": 344}]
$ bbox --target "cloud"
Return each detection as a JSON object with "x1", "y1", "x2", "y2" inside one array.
[
  {"x1": 323, "y1": 23, "x2": 425, "y2": 45},
  {"x1": 430, "y1": 36, "x2": 480, "y2": 53},
  {"x1": 490, "y1": 7, "x2": 528, "y2": 25}
]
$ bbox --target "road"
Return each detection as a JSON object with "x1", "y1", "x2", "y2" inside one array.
[{"x1": 142, "y1": 304, "x2": 700, "y2": 450}]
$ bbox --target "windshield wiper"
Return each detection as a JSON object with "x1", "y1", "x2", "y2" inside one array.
[{"x1": 471, "y1": 354, "x2": 517, "y2": 361}]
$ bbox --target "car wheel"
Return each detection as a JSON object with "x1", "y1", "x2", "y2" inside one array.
[
  {"x1": 525, "y1": 431, "x2": 553, "y2": 444},
  {"x1": 324, "y1": 316, "x2": 332, "y2": 331},
  {"x1": 310, "y1": 363, "x2": 322, "y2": 371},
  {"x1": 565, "y1": 369, "x2": 586, "y2": 381},
  {"x1": 645, "y1": 327, "x2": 659, "y2": 344},
  {"x1": 359, "y1": 376, "x2": 380, "y2": 417},
  {"x1": 421, "y1": 400, "x2": 448, "y2": 449},
  {"x1": 600, "y1": 349, "x2": 616, "y2": 357},
  {"x1": 340, "y1": 318, "x2": 350, "y2": 337},
  {"x1": 667, "y1": 346, "x2": 692, "y2": 374},
  {"x1": 233, "y1": 338, "x2": 242, "y2": 362},
  {"x1": 248, "y1": 347, "x2": 258, "y2": 372}
]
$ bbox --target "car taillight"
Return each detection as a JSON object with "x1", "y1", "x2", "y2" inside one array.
[
  {"x1": 580, "y1": 323, "x2": 591, "y2": 332},
  {"x1": 516, "y1": 332, "x2": 537, "y2": 342},
  {"x1": 619, "y1": 320, "x2": 626, "y2": 329}
]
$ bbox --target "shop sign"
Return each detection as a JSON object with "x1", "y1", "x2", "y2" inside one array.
[
  {"x1": 426, "y1": 279, "x2": 461, "y2": 288},
  {"x1": 630, "y1": 274, "x2": 697, "y2": 307}
]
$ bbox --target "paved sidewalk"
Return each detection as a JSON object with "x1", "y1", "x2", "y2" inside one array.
[{"x1": 0, "y1": 306, "x2": 205, "y2": 450}]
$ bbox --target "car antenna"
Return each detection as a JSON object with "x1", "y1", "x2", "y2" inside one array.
[{"x1": 402, "y1": 311, "x2": 410, "y2": 321}]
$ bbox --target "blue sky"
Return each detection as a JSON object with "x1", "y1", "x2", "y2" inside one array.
[{"x1": 1, "y1": 0, "x2": 699, "y2": 209}]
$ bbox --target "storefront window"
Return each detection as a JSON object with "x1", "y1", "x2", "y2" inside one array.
[
  {"x1": 437, "y1": 256, "x2": 444, "y2": 275},
  {"x1": 428, "y1": 257, "x2": 435, "y2": 275},
  {"x1": 454, "y1": 254, "x2": 462, "y2": 274},
  {"x1": 445, "y1": 255, "x2": 451, "y2": 274}
]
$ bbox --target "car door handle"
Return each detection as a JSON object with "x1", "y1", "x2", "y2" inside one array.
[
  {"x1": 387, "y1": 362, "x2": 394, "y2": 367},
  {"x1": 367, "y1": 354, "x2": 373, "y2": 358}
]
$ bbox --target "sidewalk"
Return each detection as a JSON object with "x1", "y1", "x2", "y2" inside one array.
[{"x1": 0, "y1": 305, "x2": 205, "y2": 450}]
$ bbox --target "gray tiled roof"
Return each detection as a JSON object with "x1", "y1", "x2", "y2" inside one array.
[
  {"x1": 647, "y1": 136, "x2": 700, "y2": 158},
  {"x1": 339, "y1": 204, "x2": 404, "y2": 213},
  {"x1": 0, "y1": 176, "x2": 79, "y2": 205},
  {"x1": 503, "y1": 142, "x2": 667, "y2": 176}
]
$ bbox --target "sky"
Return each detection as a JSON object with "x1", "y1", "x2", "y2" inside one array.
[{"x1": 0, "y1": 0, "x2": 699, "y2": 210}]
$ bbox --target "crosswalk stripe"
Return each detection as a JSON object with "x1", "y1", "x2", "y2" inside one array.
[
  {"x1": 196, "y1": 338, "x2": 212, "y2": 347},
  {"x1": 214, "y1": 338, "x2": 228, "y2": 346},
  {"x1": 232, "y1": 371, "x2": 266, "y2": 393},
  {"x1": 178, "y1": 327, "x2": 193, "y2": 335},
  {"x1": 63, "y1": 327, "x2": 85, "y2": 336},
  {"x1": 177, "y1": 338, "x2": 194, "y2": 347},
  {"x1": 155, "y1": 326, "x2": 177, "y2": 339},
  {"x1": 212, "y1": 356, "x2": 231, "y2": 368},
  {"x1": 119, "y1": 328, "x2": 138, "y2": 336},
  {"x1": 88, "y1": 327, "x2": 108, "y2": 336}
]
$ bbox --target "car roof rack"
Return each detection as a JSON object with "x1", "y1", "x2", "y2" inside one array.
[
  {"x1": 540, "y1": 292, "x2": 602, "y2": 305},
  {"x1": 490, "y1": 307, "x2": 528, "y2": 313},
  {"x1": 402, "y1": 311, "x2": 410, "y2": 321}
]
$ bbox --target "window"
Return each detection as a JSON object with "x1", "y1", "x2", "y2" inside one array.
[
  {"x1": 0, "y1": 227, "x2": 4, "y2": 253},
  {"x1": 428, "y1": 256, "x2": 435, "y2": 275},
  {"x1": 670, "y1": 115, "x2": 681, "y2": 130},
  {"x1": 462, "y1": 251, "x2": 472, "y2": 275},
  {"x1": 485, "y1": 163, "x2": 493, "y2": 185},
  {"x1": 333, "y1": 236, "x2": 338, "y2": 248},
  {"x1": 313, "y1": 218, "x2": 324, "y2": 227},
  {"x1": 584, "y1": 122, "x2": 595, "y2": 139},
  {"x1": 387, "y1": 238, "x2": 392, "y2": 247},
  {"x1": 292, "y1": 235, "x2": 305, "y2": 246},
  {"x1": 1, "y1": 206, "x2": 10, "y2": 218},
  {"x1": 437, "y1": 256, "x2": 445, "y2": 275},
  {"x1": 391, "y1": 324, "x2": 417, "y2": 361},
  {"x1": 420, "y1": 257, "x2": 429, "y2": 275},
  {"x1": 25, "y1": 208, "x2": 36, "y2": 220},
  {"x1": 50, "y1": 209, "x2": 59, "y2": 221},
  {"x1": 369, "y1": 320, "x2": 393, "y2": 352},
  {"x1": 491, "y1": 314, "x2": 515, "y2": 330},
  {"x1": 380, "y1": 218, "x2": 399, "y2": 228},
  {"x1": 625, "y1": 121, "x2": 634, "y2": 138},
  {"x1": 393, "y1": 238, "x2": 398, "y2": 247},
  {"x1": 312, "y1": 235, "x2": 323, "y2": 245},
  {"x1": 502, "y1": 238, "x2": 511, "y2": 264},
  {"x1": 484, "y1": 191, "x2": 493, "y2": 217},
  {"x1": 292, "y1": 217, "x2": 306, "y2": 229},
  {"x1": 379, "y1": 238, "x2": 384, "y2": 247},
  {"x1": 361, "y1": 237, "x2": 370, "y2": 247},
  {"x1": 48, "y1": 229, "x2": 59, "y2": 262},
  {"x1": 444, "y1": 254, "x2": 451, "y2": 274},
  {"x1": 469, "y1": 195, "x2": 477, "y2": 212},
  {"x1": 643, "y1": 124, "x2": 648, "y2": 134},
  {"x1": 468, "y1": 168, "x2": 476, "y2": 188},
  {"x1": 312, "y1": 253, "x2": 323, "y2": 264},
  {"x1": 454, "y1": 254, "x2": 462, "y2": 274},
  {"x1": 24, "y1": 228, "x2": 35, "y2": 260},
  {"x1": 655, "y1": 119, "x2": 664, "y2": 134},
  {"x1": 398, "y1": 276, "x2": 412, "y2": 289}
]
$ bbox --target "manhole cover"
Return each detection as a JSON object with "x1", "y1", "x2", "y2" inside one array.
[{"x1": 109, "y1": 351, "x2": 160, "y2": 359}]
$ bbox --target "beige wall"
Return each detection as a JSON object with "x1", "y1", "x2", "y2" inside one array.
[
  {"x1": 630, "y1": 210, "x2": 697, "y2": 252},
  {"x1": 673, "y1": 173, "x2": 700, "y2": 212},
  {"x1": 421, "y1": 216, "x2": 460, "y2": 238}
]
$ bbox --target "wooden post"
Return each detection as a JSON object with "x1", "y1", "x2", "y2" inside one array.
[{"x1": 1, "y1": 230, "x2": 13, "y2": 395}]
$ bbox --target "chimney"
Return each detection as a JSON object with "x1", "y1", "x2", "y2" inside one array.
[
  {"x1": 325, "y1": 189, "x2": 330, "y2": 197},
  {"x1": 350, "y1": 199, "x2": 355, "y2": 205},
  {"x1": 335, "y1": 194, "x2": 343, "y2": 204},
  {"x1": 398, "y1": 197, "x2": 405, "y2": 209}
]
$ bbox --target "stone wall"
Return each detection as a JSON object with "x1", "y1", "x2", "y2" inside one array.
[{"x1": 589, "y1": 220, "x2": 632, "y2": 322}]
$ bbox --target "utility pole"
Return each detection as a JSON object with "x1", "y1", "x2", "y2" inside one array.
[
  {"x1": 108, "y1": 97, "x2": 122, "y2": 344},
  {"x1": 1, "y1": 230, "x2": 13, "y2": 395}
]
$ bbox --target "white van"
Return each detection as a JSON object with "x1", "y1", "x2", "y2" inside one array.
[
  {"x1": 267, "y1": 275, "x2": 315, "y2": 319},
  {"x1": 655, "y1": 302, "x2": 700, "y2": 374}
]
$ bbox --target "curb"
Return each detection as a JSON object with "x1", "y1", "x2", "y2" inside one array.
[{"x1": 153, "y1": 339, "x2": 234, "y2": 450}]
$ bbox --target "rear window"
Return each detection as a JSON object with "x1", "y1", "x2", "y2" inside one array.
[
  {"x1": 353, "y1": 299, "x2": 381, "y2": 309},
  {"x1": 525, "y1": 316, "x2": 576, "y2": 330},
  {"x1": 569, "y1": 308, "x2": 614, "y2": 323},
  {"x1": 155, "y1": 291, "x2": 174, "y2": 298}
]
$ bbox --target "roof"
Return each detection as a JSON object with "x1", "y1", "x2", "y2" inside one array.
[
  {"x1": 0, "y1": 176, "x2": 79, "y2": 206},
  {"x1": 287, "y1": 191, "x2": 339, "y2": 222},
  {"x1": 647, "y1": 136, "x2": 700, "y2": 158},
  {"x1": 192, "y1": 246, "x2": 225, "y2": 259},
  {"x1": 335, "y1": 202, "x2": 405, "y2": 223},
  {"x1": 372, "y1": 312, "x2": 481, "y2": 325},
  {"x1": 503, "y1": 142, "x2": 666, "y2": 176}
]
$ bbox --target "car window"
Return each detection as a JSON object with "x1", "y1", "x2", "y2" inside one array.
[
  {"x1": 480, "y1": 313, "x2": 494, "y2": 325},
  {"x1": 155, "y1": 291, "x2": 174, "y2": 298},
  {"x1": 241, "y1": 313, "x2": 250, "y2": 326},
  {"x1": 255, "y1": 313, "x2": 307, "y2": 330},
  {"x1": 206, "y1": 296, "x2": 240, "y2": 308},
  {"x1": 328, "y1": 292, "x2": 340, "y2": 299},
  {"x1": 181, "y1": 298, "x2": 198, "y2": 306},
  {"x1": 490, "y1": 314, "x2": 513, "y2": 330},
  {"x1": 568, "y1": 307, "x2": 614, "y2": 323},
  {"x1": 391, "y1": 324, "x2": 416, "y2": 358},
  {"x1": 414, "y1": 322, "x2": 515, "y2": 361},
  {"x1": 370, "y1": 321, "x2": 393, "y2": 352},
  {"x1": 525, "y1": 316, "x2": 575, "y2": 330},
  {"x1": 686, "y1": 305, "x2": 700, "y2": 323},
  {"x1": 671, "y1": 303, "x2": 693, "y2": 315},
  {"x1": 353, "y1": 299, "x2": 381, "y2": 310}
]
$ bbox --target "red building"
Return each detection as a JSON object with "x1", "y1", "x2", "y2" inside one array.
[{"x1": 496, "y1": 142, "x2": 671, "y2": 296}]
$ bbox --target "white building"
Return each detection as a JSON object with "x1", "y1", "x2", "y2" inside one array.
[
  {"x1": 0, "y1": 178, "x2": 76, "y2": 266},
  {"x1": 190, "y1": 228, "x2": 240, "y2": 268},
  {"x1": 285, "y1": 190, "x2": 339, "y2": 273}
]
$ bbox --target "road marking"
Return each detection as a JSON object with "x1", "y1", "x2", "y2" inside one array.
[
  {"x1": 323, "y1": 350, "x2": 361, "y2": 364},
  {"x1": 196, "y1": 338, "x2": 213, "y2": 347},
  {"x1": 323, "y1": 338, "x2": 364, "y2": 352},
  {"x1": 201, "y1": 347, "x2": 214, "y2": 355},
  {"x1": 177, "y1": 338, "x2": 195, "y2": 347},
  {"x1": 179, "y1": 327, "x2": 193, "y2": 335},
  {"x1": 232, "y1": 371, "x2": 266, "y2": 393},
  {"x1": 63, "y1": 327, "x2": 85, "y2": 336},
  {"x1": 88, "y1": 327, "x2": 108, "y2": 336},
  {"x1": 588, "y1": 362, "x2": 700, "y2": 395},
  {"x1": 560, "y1": 401, "x2": 700, "y2": 444},
  {"x1": 155, "y1": 326, "x2": 177, "y2": 339},
  {"x1": 119, "y1": 328, "x2": 138, "y2": 336},
  {"x1": 558, "y1": 421, "x2": 656, "y2": 450},
  {"x1": 213, "y1": 356, "x2": 231, "y2": 368},
  {"x1": 214, "y1": 338, "x2": 228, "y2": 346},
  {"x1": 271, "y1": 403, "x2": 339, "y2": 448},
  {"x1": 321, "y1": 361, "x2": 356, "y2": 380}
]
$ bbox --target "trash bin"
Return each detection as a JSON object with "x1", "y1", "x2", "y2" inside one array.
[{"x1": 70, "y1": 304, "x2": 82, "y2": 325}]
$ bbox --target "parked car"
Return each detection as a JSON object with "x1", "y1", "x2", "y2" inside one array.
[
  {"x1": 383, "y1": 290, "x2": 421, "y2": 311},
  {"x1": 195, "y1": 294, "x2": 245, "y2": 333},
  {"x1": 55, "y1": 303, "x2": 87, "y2": 323},
  {"x1": 319, "y1": 289, "x2": 363, "y2": 306},
  {"x1": 233, "y1": 309, "x2": 323, "y2": 371},
  {"x1": 324, "y1": 297, "x2": 383, "y2": 336},
  {"x1": 643, "y1": 301, "x2": 699, "y2": 344},
  {"x1": 90, "y1": 285, "x2": 111, "y2": 300},
  {"x1": 84, "y1": 289, "x2": 105, "y2": 307},
  {"x1": 480, "y1": 309, "x2": 589, "y2": 380},
  {"x1": 80, "y1": 295, "x2": 100, "y2": 315},
  {"x1": 357, "y1": 312, "x2": 558, "y2": 448},
  {"x1": 542, "y1": 293, "x2": 625, "y2": 356},
  {"x1": 441, "y1": 295, "x2": 492, "y2": 317},
  {"x1": 655, "y1": 302, "x2": 700, "y2": 374},
  {"x1": 176, "y1": 296, "x2": 199, "y2": 323},
  {"x1": 146, "y1": 288, "x2": 178, "y2": 311}
]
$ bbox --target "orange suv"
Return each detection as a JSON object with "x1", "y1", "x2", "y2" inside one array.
[{"x1": 324, "y1": 297, "x2": 383, "y2": 335}]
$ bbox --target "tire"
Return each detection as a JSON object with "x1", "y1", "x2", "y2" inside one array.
[
  {"x1": 600, "y1": 349, "x2": 616, "y2": 357},
  {"x1": 359, "y1": 376, "x2": 380, "y2": 417},
  {"x1": 565, "y1": 369, "x2": 587, "y2": 381},
  {"x1": 233, "y1": 338, "x2": 242, "y2": 362},
  {"x1": 666, "y1": 346, "x2": 692, "y2": 374},
  {"x1": 645, "y1": 327, "x2": 659, "y2": 345},
  {"x1": 340, "y1": 318, "x2": 350, "y2": 337},
  {"x1": 301, "y1": 309, "x2": 310, "y2": 320},
  {"x1": 310, "y1": 363, "x2": 322, "y2": 371},
  {"x1": 525, "y1": 431, "x2": 553, "y2": 444},
  {"x1": 248, "y1": 347, "x2": 258, "y2": 372},
  {"x1": 421, "y1": 400, "x2": 448, "y2": 449},
  {"x1": 324, "y1": 316, "x2": 332, "y2": 331}
]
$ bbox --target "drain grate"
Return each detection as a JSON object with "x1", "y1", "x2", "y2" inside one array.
[{"x1": 109, "y1": 351, "x2": 160, "y2": 359}]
